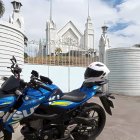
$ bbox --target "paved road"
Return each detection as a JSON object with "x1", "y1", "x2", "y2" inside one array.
[{"x1": 10, "y1": 95, "x2": 140, "y2": 140}]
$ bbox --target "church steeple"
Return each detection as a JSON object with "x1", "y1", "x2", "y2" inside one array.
[
  {"x1": 46, "y1": 0, "x2": 57, "y2": 55},
  {"x1": 88, "y1": 0, "x2": 90, "y2": 17},
  {"x1": 84, "y1": 0, "x2": 94, "y2": 50},
  {"x1": 50, "y1": 0, "x2": 52, "y2": 21}
]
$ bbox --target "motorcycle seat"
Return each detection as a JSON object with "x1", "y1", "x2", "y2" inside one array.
[{"x1": 61, "y1": 89, "x2": 87, "y2": 102}]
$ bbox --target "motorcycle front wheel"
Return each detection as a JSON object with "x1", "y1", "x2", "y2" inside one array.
[
  {"x1": 73, "y1": 103, "x2": 106, "y2": 140},
  {"x1": 0, "y1": 130, "x2": 12, "y2": 140}
]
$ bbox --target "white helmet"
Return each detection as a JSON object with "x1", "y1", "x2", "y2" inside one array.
[{"x1": 84, "y1": 62, "x2": 110, "y2": 83}]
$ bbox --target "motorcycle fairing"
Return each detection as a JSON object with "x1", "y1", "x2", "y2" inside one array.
[
  {"x1": 7, "y1": 96, "x2": 45, "y2": 122},
  {"x1": 1, "y1": 76, "x2": 20, "y2": 92},
  {"x1": 0, "y1": 96, "x2": 16, "y2": 111}
]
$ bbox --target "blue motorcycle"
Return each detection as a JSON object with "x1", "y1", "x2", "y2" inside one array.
[{"x1": 0, "y1": 57, "x2": 115, "y2": 140}]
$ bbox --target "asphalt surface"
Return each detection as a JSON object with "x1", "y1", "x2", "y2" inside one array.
[{"x1": 9, "y1": 95, "x2": 140, "y2": 140}]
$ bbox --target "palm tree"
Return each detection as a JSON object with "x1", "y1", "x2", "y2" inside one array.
[
  {"x1": 55, "y1": 47, "x2": 62, "y2": 65},
  {"x1": 0, "y1": 0, "x2": 5, "y2": 18},
  {"x1": 55, "y1": 47, "x2": 62, "y2": 56}
]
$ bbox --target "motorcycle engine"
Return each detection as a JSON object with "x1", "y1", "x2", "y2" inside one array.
[
  {"x1": 21, "y1": 119, "x2": 59, "y2": 140},
  {"x1": 29, "y1": 119, "x2": 43, "y2": 130}
]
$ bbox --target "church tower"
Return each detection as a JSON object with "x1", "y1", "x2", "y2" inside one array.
[
  {"x1": 46, "y1": 0, "x2": 57, "y2": 55},
  {"x1": 99, "y1": 24, "x2": 110, "y2": 63},
  {"x1": 9, "y1": 0, "x2": 24, "y2": 31},
  {"x1": 84, "y1": 0, "x2": 94, "y2": 51},
  {"x1": 84, "y1": 16, "x2": 94, "y2": 50},
  {"x1": 46, "y1": 20, "x2": 56, "y2": 55}
]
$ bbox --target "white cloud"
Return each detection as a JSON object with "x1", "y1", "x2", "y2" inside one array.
[{"x1": 2, "y1": 0, "x2": 140, "y2": 49}]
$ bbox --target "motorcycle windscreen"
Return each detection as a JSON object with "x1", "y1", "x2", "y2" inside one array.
[{"x1": 1, "y1": 76, "x2": 20, "y2": 92}]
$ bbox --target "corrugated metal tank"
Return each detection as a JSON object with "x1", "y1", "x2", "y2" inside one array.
[
  {"x1": 106, "y1": 47, "x2": 140, "y2": 96},
  {"x1": 0, "y1": 21, "x2": 26, "y2": 85}
]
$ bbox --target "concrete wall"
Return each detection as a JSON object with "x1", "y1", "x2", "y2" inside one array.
[
  {"x1": 0, "y1": 21, "x2": 25, "y2": 85},
  {"x1": 107, "y1": 47, "x2": 140, "y2": 96},
  {"x1": 23, "y1": 64, "x2": 85, "y2": 92}
]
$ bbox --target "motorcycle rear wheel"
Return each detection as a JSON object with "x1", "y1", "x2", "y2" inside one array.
[{"x1": 73, "y1": 103, "x2": 106, "y2": 140}]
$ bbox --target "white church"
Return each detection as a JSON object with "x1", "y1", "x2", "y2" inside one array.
[{"x1": 38, "y1": 1, "x2": 96, "y2": 56}]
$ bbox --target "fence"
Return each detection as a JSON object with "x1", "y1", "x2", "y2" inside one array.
[{"x1": 24, "y1": 39, "x2": 98, "y2": 67}]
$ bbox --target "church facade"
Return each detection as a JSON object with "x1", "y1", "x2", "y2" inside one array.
[
  {"x1": 47, "y1": 16, "x2": 94, "y2": 55},
  {"x1": 38, "y1": 15, "x2": 94, "y2": 56}
]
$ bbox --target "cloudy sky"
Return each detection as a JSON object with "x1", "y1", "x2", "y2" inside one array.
[{"x1": 2, "y1": 0, "x2": 140, "y2": 49}]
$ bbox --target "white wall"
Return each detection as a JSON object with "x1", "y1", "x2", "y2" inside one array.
[{"x1": 23, "y1": 64, "x2": 85, "y2": 92}]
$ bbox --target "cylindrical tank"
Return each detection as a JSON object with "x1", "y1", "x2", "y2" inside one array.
[
  {"x1": 0, "y1": 21, "x2": 26, "y2": 85},
  {"x1": 106, "y1": 47, "x2": 140, "y2": 96}
]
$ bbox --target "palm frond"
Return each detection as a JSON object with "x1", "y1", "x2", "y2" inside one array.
[{"x1": 0, "y1": 0, "x2": 5, "y2": 18}]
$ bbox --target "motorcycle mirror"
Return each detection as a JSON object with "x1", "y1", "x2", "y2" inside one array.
[
  {"x1": 12, "y1": 56, "x2": 17, "y2": 63},
  {"x1": 1, "y1": 77, "x2": 8, "y2": 81},
  {"x1": 31, "y1": 70, "x2": 39, "y2": 78}
]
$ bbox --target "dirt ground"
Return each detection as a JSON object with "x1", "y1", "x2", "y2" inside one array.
[{"x1": 11, "y1": 94, "x2": 140, "y2": 140}]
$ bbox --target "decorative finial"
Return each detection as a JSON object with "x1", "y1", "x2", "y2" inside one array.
[
  {"x1": 102, "y1": 22, "x2": 108, "y2": 34},
  {"x1": 11, "y1": 0, "x2": 22, "y2": 13}
]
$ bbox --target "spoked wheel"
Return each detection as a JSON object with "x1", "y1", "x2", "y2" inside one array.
[
  {"x1": 0, "y1": 130, "x2": 12, "y2": 140},
  {"x1": 73, "y1": 103, "x2": 106, "y2": 140}
]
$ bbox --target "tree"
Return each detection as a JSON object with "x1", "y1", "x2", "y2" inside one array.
[
  {"x1": 0, "y1": 0, "x2": 5, "y2": 18},
  {"x1": 55, "y1": 47, "x2": 62, "y2": 56},
  {"x1": 24, "y1": 52, "x2": 28, "y2": 59},
  {"x1": 134, "y1": 44, "x2": 140, "y2": 48}
]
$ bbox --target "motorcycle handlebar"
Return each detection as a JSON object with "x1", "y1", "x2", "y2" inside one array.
[
  {"x1": 8, "y1": 56, "x2": 22, "y2": 78},
  {"x1": 26, "y1": 77, "x2": 53, "y2": 92}
]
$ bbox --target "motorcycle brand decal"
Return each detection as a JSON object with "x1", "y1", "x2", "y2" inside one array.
[
  {"x1": 0, "y1": 102, "x2": 12, "y2": 105},
  {"x1": 49, "y1": 101, "x2": 53, "y2": 105},
  {"x1": 49, "y1": 96, "x2": 56, "y2": 101},
  {"x1": 12, "y1": 105, "x2": 39, "y2": 121},
  {"x1": 0, "y1": 111, "x2": 4, "y2": 117},
  {"x1": 12, "y1": 111, "x2": 23, "y2": 120},
  {"x1": 51, "y1": 101, "x2": 72, "y2": 106},
  {"x1": 49, "y1": 95, "x2": 60, "y2": 101},
  {"x1": 10, "y1": 120, "x2": 20, "y2": 125}
]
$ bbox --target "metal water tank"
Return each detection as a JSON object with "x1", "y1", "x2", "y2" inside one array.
[
  {"x1": 106, "y1": 47, "x2": 140, "y2": 96},
  {"x1": 0, "y1": 21, "x2": 27, "y2": 85}
]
